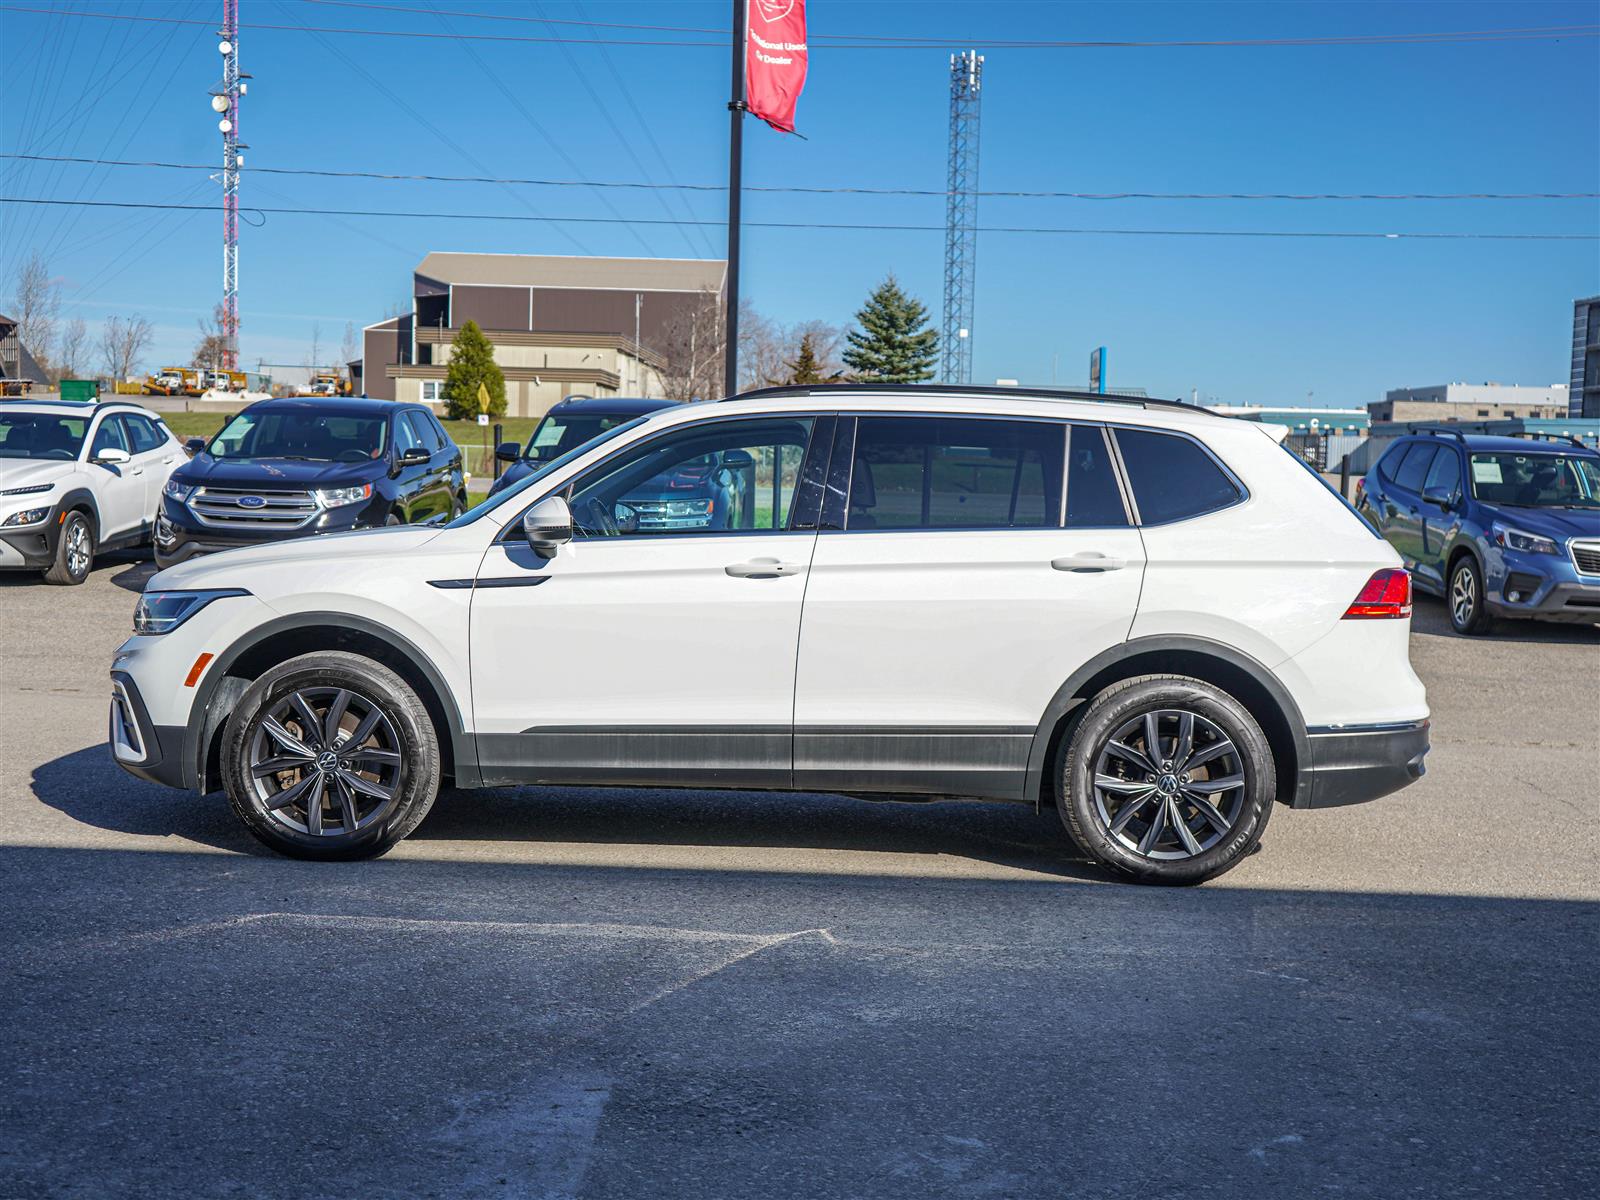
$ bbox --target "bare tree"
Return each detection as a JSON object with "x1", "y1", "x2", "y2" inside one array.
[
  {"x1": 55, "y1": 317, "x2": 87, "y2": 380},
  {"x1": 656, "y1": 288, "x2": 725, "y2": 401},
  {"x1": 737, "y1": 300, "x2": 785, "y2": 392},
  {"x1": 100, "y1": 315, "x2": 154, "y2": 381},
  {"x1": 10, "y1": 251, "x2": 60, "y2": 371},
  {"x1": 307, "y1": 321, "x2": 322, "y2": 372},
  {"x1": 192, "y1": 303, "x2": 231, "y2": 371},
  {"x1": 338, "y1": 320, "x2": 359, "y2": 366}
]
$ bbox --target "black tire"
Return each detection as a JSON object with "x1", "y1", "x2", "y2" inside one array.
[
  {"x1": 221, "y1": 651, "x2": 441, "y2": 861},
  {"x1": 1059, "y1": 674, "x2": 1275, "y2": 885},
  {"x1": 42, "y1": 510, "x2": 94, "y2": 585},
  {"x1": 1448, "y1": 555, "x2": 1493, "y2": 636}
]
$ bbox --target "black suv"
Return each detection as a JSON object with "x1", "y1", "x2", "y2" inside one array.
[
  {"x1": 154, "y1": 397, "x2": 466, "y2": 568},
  {"x1": 487, "y1": 395, "x2": 676, "y2": 497}
]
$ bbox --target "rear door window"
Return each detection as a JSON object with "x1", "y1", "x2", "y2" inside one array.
[
  {"x1": 1392, "y1": 443, "x2": 1437, "y2": 493},
  {"x1": 1065, "y1": 425, "x2": 1128, "y2": 528},
  {"x1": 1112, "y1": 428, "x2": 1242, "y2": 525},
  {"x1": 847, "y1": 416, "x2": 1064, "y2": 530},
  {"x1": 121, "y1": 414, "x2": 166, "y2": 454}
]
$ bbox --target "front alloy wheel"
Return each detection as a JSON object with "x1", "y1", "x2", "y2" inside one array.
[
  {"x1": 247, "y1": 687, "x2": 404, "y2": 837},
  {"x1": 1449, "y1": 557, "x2": 1491, "y2": 635},
  {"x1": 222, "y1": 651, "x2": 441, "y2": 860}
]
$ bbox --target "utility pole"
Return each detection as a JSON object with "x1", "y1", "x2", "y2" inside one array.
[
  {"x1": 724, "y1": 0, "x2": 748, "y2": 399},
  {"x1": 213, "y1": 0, "x2": 243, "y2": 371},
  {"x1": 941, "y1": 50, "x2": 983, "y2": 386}
]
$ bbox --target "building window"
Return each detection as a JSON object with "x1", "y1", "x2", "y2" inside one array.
[{"x1": 420, "y1": 380, "x2": 442, "y2": 403}]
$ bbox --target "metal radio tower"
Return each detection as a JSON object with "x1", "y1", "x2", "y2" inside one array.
[
  {"x1": 212, "y1": 0, "x2": 244, "y2": 370},
  {"x1": 941, "y1": 51, "x2": 982, "y2": 386}
]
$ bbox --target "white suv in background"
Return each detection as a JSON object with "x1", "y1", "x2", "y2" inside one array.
[
  {"x1": 0, "y1": 400, "x2": 185, "y2": 584},
  {"x1": 109, "y1": 385, "x2": 1429, "y2": 884}
]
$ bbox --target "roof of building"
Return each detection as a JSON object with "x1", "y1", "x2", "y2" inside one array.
[{"x1": 415, "y1": 252, "x2": 727, "y2": 294}]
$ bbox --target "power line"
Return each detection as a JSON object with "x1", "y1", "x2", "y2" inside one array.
[
  {"x1": 6, "y1": 155, "x2": 1595, "y2": 202},
  {"x1": 292, "y1": 2, "x2": 1600, "y2": 50},
  {"x1": 3, "y1": 197, "x2": 1593, "y2": 240},
  {"x1": 1, "y1": 6, "x2": 1594, "y2": 49}
]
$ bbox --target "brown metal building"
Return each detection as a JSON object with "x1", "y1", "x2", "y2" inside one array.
[{"x1": 356, "y1": 252, "x2": 726, "y2": 417}]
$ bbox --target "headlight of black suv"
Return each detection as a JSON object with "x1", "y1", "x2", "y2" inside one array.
[{"x1": 133, "y1": 588, "x2": 249, "y2": 635}]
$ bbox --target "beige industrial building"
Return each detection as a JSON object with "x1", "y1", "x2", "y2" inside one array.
[
  {"x1": 352, "y1": 252, "x2": 727, "y2": 418},
  {"x1": 1370, "y1": 382, "x2": 1570, "y2": 424}
]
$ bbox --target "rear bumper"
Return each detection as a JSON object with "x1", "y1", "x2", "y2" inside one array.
[{"x1": 1295, "y1": 719, "x2": 1430, "y2": 809}]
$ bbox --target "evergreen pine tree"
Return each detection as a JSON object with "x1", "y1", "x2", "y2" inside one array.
[
  {"x1": 842, "y1": 275, "x2": 939, "y2": 383},
  {"x1": 782, "y1": 332, "x2": 839, "y2": 385},
  {"x1": 441, "y1": 320, "x2": 507, "y2": 419}
]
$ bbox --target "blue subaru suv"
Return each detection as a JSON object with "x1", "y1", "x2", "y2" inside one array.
[{"x1": 1358, "y1": 430, "x2": 1600, "y2": 634}]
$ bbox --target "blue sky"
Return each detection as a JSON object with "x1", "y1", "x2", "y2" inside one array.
[{"x1": 1, "y1": 0, "x2": 1596, "y2": 405}]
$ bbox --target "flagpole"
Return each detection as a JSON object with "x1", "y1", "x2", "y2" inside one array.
[{"x1": 724, "y1": 0, "x2": 747, "y2": 399}]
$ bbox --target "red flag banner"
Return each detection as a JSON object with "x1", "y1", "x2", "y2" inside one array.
[{"x1": 745, "y1": 0, "x2": 808, "y2": 134}]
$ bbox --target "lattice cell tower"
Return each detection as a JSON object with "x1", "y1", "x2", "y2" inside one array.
[
  {"x1": 941, "y1": 50, "x2": 982, "y2": 386},
  {"x1": 210, "y1": 0, "x2": 244, "y2": 370}
]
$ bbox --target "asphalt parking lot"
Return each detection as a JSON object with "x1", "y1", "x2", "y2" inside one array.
[{"x1": 3, "y1": 552, "x2": 1596, "y2": 1198}]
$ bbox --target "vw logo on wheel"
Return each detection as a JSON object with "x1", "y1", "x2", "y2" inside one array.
[{"x1": 237, "y1": 495, "x2": 266, "y2": 509}]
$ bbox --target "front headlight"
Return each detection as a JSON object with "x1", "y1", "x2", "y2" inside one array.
[
  {"x1": 1492, "y1": 523, "x2": 1559, "y2": 556},
  {"x1": 314, "y1": 483, "x2": 374, "y2": 509},
  {"x1": 1, "y1": 506, "x2": 50, "y2": 527},
  {"x1": 665, "y1": 499, "x2": 712, "y2": 516},
  {"x1": 163, "y1": 478, "x2": 195, "y2": 503},
  {"x1": 133, "y1": 588, "x2": 249, "y2": 635}
]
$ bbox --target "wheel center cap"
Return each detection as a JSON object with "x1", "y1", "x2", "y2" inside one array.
[
  {"x1": 1157, "y1": 773, "x2": 1180, "y2": 795},
  {"x1": 315, "y1": 751, "x2": 338, "y2": 772}
]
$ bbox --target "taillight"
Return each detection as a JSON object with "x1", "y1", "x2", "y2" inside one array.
[{"x1": 1343, "y1": 568, "x2": 1412, "y2": 619}]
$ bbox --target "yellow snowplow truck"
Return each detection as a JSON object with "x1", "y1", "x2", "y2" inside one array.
[
  {"x1": 296, "y1": 372, "x2": 354, "y2": 398},
  {"x1": 142, "y1": 368, "x2": 198, "y2": 396}
]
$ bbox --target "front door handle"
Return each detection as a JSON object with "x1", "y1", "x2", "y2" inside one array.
[
  {"x1": 1052, "y1": 553, "x2": 1126, "y2": 573},
  {"x1": 725, "y1": 558, "x2": 802, "y2": 579}
]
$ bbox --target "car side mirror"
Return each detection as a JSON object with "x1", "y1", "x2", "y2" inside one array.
[
  {"x1": 93, "y1": 447, "x2": 131, "y2": 465},
  {"x1": 521, "y1": 494, "x2": 573, "y2": 556},
  {"x1": 495, "y1": 441, "x2": 522, "y2": 463},
  {"x1": 720, "y1": 449, "x2": 755, "y2": 469},
  {"x1": 1422, "y1": 485, "x2": 1453, "y2": 511},
  {"x1": 184, "y1": 437, "x2": 208, "y2": 456},
  {"x1": 397, "y1": 447, "x2": 430, "y2": 467}
]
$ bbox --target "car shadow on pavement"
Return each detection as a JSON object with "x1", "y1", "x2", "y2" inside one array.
[
  {"x1": 32, "y1": 745, "x2": 265, "y2": 856},
  {"x1": 0, "y1": 547, "x2": 153, "y2": 590},
  {"x1": 32, "y1": 743, "x2": 1112, "y2": 880},
  {"x1": 1411, "y1": 595, "x2": 1600, "y2": 644}
]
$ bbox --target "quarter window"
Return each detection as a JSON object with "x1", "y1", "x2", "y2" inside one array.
[
  {"x1": 1065, "y1": 426, "x2": 1129, "y2": 528},
  {"x1": 847, "y1": 416, "x2": 1064, "y2": 530},
  {"x1": 1113, "y1": 428, "x2": 1242, "y2": 525},
  {"x1": 567, "y1": 417, "x2": 814, "y2": 538}
]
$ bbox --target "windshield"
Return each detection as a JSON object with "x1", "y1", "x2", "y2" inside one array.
[
  {"x1": 0, "y1": 413, "x2": 89, "y2": 461},
  {"x1": 448, "y1": 416, "x2": 649, "y2": 527},
  {"x1": 1469, "y1": 452, "x2": 1600, "y2": 509},
  {"x1": 208, "y1": 411, "x2": 388, "y2": 462},
  {"x1": 523, "y1": 413, "x2": 635, "y2": 462}
]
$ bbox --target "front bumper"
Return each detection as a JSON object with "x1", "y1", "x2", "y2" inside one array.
[
  {"x1": 109, "y1": 671, "x2": 188, "y2": 788},
  {"x1": 156, "y1": 495, "x2": 378, "y2": 563},
  {"x1": 1296, "y1": 719, "x2": 1430, "y2": 809},
  {"x1": 0, "y1": 504, "x2": 66, "y2": 569},
  {"x1": 1487, "y1": 579, "x2": 1600, "y2": 623}
]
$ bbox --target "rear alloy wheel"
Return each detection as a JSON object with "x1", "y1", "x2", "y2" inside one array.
[
  {"x1": 222, "y1": 651, "x2": 440, "y2": 860},
  {"x1": 43, "y1": 511, "x2": 93, "y2": 585},
  {"x1": 1449, "y1": 556, "x2": 1492, "y2": 636},
  {"x1": 1061, "y1": 675, "x2": 1275, "y2": 885}
]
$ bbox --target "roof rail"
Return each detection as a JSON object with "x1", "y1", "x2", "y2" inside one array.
[
  {"x1": 1509, "y1": 430, "x2": 1588, "y2": 449},
  {"x1": 722, "y1": 381, "x2": 1219, "y2": 417},
  {"x1": 1407, "y1": 423, "x2": 1468, "y2": 442}
]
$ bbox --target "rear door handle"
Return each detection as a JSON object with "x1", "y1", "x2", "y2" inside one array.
[
  {"x1": 725, "y1": 558, "x2": 803, "y2": 578},
  {"x1": 1052, "y1": 553, "x2": 1126, "y2": 573}
]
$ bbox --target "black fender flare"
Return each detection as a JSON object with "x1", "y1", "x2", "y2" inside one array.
[
  {"x1": 183, "y1": 610, "x2": 479, "y2": 792},
  {"x1": 52, "y1": 487, "x2": 102, "y2": 548},
  {"x1": 1024, "y1": 634, "x2": 1312, "y2": 808}
]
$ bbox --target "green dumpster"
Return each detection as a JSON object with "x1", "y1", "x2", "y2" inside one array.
[{"x1": 59, "y1": 379, "x2": 100, "y2": 403}]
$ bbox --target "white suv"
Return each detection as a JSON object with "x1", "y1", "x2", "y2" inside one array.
[
  {"x1": 1, "y1": 400, "x2": 185, "y2": 584},
  {"x1": 109, "y1": 386, "x2": 1429, "y2": 884}
]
